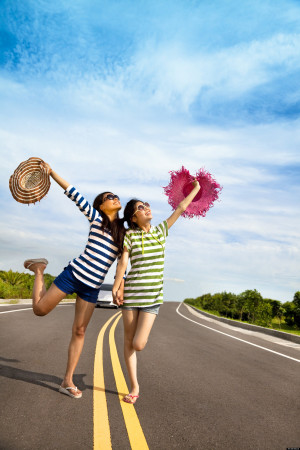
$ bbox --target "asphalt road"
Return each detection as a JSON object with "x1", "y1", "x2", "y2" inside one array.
[{"x1": 0, "y1": 302, "x2": 299, "y2": 450}]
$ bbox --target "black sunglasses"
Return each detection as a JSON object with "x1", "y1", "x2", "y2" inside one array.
[{"x1": 103, "y1": 194, "x2": 120, "y2": 202}]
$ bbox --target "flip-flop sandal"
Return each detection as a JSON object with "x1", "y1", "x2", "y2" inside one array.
[
  {"x1": 123, "y1": 394, "x2": 139, "y2": 404},
  {"x1": 24, "y1": 258, "x2": 48, "y2": 270},
  {"x1": 58, "y1": 386, "x2": 82, "y2": 399}
]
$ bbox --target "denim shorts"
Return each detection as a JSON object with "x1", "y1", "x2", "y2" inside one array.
[
  {"x1": 53, "y1": 265, "x2": 100, "y2": 304},
  {"x1": 121, "y1": 304, "x2": 161, "y2": 315}
]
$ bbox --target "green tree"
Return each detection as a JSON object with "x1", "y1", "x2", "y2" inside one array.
[
  {"x1": 200, "y1": 293, "x2": 213, "y2": 311},
  {"x1": 235, "y1": 293, "x2": 249, "y2": 321},
  {"x1": 282, "y1": 301, "x2": 295, "y2": 327},
  {"x1": 211, "y1": 293, "x2": 223, "y2": 314},
  {"x1": 292, "y1": 291, "x2": 300, "y2": 327},
  {"x1": 0, "y1": 270, "x2": 24, "y2": 286},
  {"x1": 219, "y1": 292, "x2": 237, "y2": 318},
  {"x1": 255, "y1": 299, "x2": 273, "y2": 327},
  {"x1": 268, "y1": 299, "x2": 282, "y2": 319},
  {"x1": 238, "y1": 289, "x2": 263, "y2": 323}
]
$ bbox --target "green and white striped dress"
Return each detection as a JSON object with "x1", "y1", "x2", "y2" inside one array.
[{"x1": 123, "y1": 221, "x2": 169, "y2": 307}]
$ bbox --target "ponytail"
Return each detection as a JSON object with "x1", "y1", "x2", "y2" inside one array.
[{"x1": 123, "y1": 199, "x2": 142, "y2": 230}]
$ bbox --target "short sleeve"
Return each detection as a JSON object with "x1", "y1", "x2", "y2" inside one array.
[
  {"x1": 157, "y1": 220, "x2": 169, "y2": 239},
  {"x1": 123, "y1": 232, "x2": 132, "y2": 254}
]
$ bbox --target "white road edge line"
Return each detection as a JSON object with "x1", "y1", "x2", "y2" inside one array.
[
  {"x1": 0, "y1": 304, "x2": 74, "y2": 315},
  {"x1": 0, "y1": 307, "x2": 33, "y2": 314},
  {"x1": 176, "y1": 303, "x2": 300, "y2": 364}
]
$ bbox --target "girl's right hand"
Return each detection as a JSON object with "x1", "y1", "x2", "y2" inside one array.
[
  {"x1": 116, "y1": 290, "x2": 124, "y2": 305},
  {"x1": 112, "y1": 289, "x2": 120, "y2": 306}
]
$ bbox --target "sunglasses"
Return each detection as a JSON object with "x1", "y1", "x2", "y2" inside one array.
[
  {"x1": 103, "y1": 194, "x2": 120, "y2": 202},
  {"x1": 132, "y1": 202, "x2": 150, "y2": 215}
]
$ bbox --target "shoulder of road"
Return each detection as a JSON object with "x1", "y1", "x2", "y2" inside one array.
[{"x1": 185, "y1": 304, "x2": 300, "y2": 345}]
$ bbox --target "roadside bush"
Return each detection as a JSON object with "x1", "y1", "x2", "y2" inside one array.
[
  {"x1": 184, "y1": 289, "x2": 300, "y2": 330},
  {"x1": 282, "y1": 301, "x2": 296, "y2": 326},
  {"x1": 0, "y1": 270, "x2": 56, "y2": 299},
  {"x1": 254, "y1": 300, "x2": 273, "y2": 327},
  {"x1": 293, "y1": 291, "x2": 300, "y2": 327},
  {"x1": 0, "y1": 278, "x2": 20, "y2": 299}
]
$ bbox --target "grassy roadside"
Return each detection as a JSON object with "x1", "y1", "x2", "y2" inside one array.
[{"x1": 186, "y1": 303, "x2": 300, "y2": 336}]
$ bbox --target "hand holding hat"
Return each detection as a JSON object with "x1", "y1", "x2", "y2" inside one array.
[
  {"x1": 163, "y1": 166, "x2": 222, "y2": 218},
  {"x1": 9, "y1": 157, "x2": 51, "y2": 205}
]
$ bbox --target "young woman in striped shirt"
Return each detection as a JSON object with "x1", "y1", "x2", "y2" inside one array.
[
  {"x1": 112, "y1": 180, "x2": 200, "y2": 404},
  {"x1": 24, "y1": 162, "x2": 125, "y2": 398}
]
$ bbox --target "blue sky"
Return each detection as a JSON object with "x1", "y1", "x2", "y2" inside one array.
[{"x1": 1, "y1": 0, "x2": 299, "y2": 302}]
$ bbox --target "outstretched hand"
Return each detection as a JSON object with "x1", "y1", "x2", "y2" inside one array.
[
  {"x1": 166, "y1": 177, "x2": 201, "y2": 229},
  {"x1": 40, "y1": 161, "x2": 52, "y2": 175},
  {"x1": 192, "y1": 178, "x2": 200, "y2": 190}
]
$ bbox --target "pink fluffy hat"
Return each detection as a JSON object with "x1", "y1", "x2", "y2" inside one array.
[{"x1": 163, "y1": 166, "x2": 222, "y2": 218}]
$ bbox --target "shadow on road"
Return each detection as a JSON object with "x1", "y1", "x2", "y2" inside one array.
[
  {"x1": 94, "y1": 386, "x2": 126, "y2": 397},
  {"x1": 0, "y1": 361, "x2": 92, "y2": 393},
  {"x1": 0, "y1": 356, "x2": 20, "y2": 363},
  {"x1": 0, "y1": 356, "x2": 123, "y2": 397}
]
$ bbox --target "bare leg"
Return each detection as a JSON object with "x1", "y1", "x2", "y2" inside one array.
[
  {"x1": 122, "y1": 310, "x2": 157, "y2": 399},
  {"x1": 133, "y1": 311, "x2": 157, "y2": 352},
  {"x1": 123, "y1": 310, "x2": 139, "y2": 397},
  {"x1": 61, "y1": 296, "x2": 95, "y2": 397},
  {"x1": 28, "y1": 262, "x2": 67, "y2": 316}
]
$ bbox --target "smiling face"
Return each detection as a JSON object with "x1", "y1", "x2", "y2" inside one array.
[
  {"x1": 99, "y1": 192, "x2": 122, "y2": 214},
  {"x1": 131, "y1": 201, "x2": 152, "y2": 227}
]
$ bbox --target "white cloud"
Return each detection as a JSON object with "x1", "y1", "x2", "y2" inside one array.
[
  {"x1": 121, "y1": 33, "x2": 300, "y2": 111},
  {"x1": 165, "y1": 277, "x2": 185, "y2": 283}
]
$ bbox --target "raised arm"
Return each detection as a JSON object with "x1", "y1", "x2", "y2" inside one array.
[
  {"x1": 112, "y1": 248, "x2": 129, "y2": 306},
  {"x1": 41, "y1": 162, "x2": 70, "y2": 190},
  {"x1": 166, "y1": 179, "x2": 200, "y2": 229},
  {"x1": 42, "y1": 162, "x2": 99, "y2": 223}
]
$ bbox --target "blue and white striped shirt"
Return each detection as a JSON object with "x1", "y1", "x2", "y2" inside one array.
[{"x1": 64, "y1": 185, "x2": 119, "y2": 289}]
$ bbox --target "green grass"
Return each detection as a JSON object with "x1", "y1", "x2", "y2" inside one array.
[{"x1": 186, "y1": 303, "x2": 300, "y2": 336}]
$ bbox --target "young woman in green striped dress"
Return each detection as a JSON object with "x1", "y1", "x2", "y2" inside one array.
[{"x1": 112, "y1": 180, "x2": 200, "y2": 404}]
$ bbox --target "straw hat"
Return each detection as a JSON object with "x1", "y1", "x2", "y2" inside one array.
[
  {"x1": 9, "y1": 157, "x2": 51, "y2": 204},
  {"x1": 163, "y1": 166, "x2": 222, "y2": 218}
]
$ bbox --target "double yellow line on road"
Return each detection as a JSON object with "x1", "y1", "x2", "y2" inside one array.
[{"x1": 93, "y1": 312, "x2": 149, "y2": 449}]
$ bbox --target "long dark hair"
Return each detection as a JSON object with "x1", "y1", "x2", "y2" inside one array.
[
  {"x1": 123, "y1": 199, "x2": 142, "y2": 230},
  {"x1": 93, "y1": 192, "x2": 125, "y2": 255}
]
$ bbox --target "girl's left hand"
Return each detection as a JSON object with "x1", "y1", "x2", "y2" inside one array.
[{"x1": 192, "y1": 179, "x2": 200, "y2": 190}]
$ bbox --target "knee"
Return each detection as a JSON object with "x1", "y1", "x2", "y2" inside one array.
[
  {"x1": 124, "y1": 335, "x2": 134, "y2": 349},
  {"x1": 133, "y1": 338, "x2": 147, "y2": 352},
  {"x1": 73, "y1": 325, "x2": 86, "y2": 338},
  {"x1": 33, "y1": 305, "x2": 47, "y2": 317}
]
